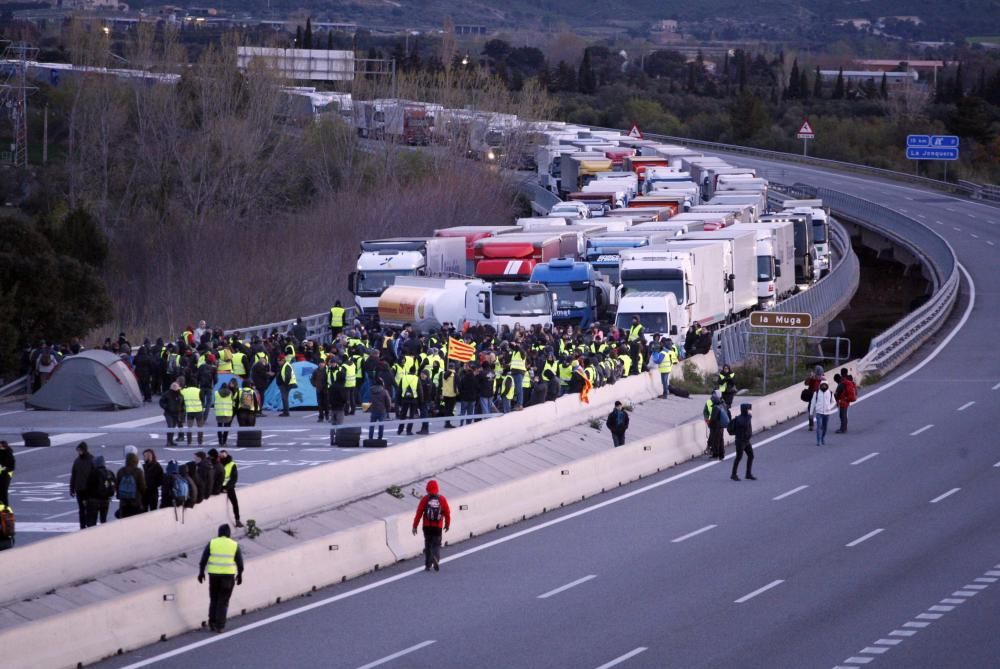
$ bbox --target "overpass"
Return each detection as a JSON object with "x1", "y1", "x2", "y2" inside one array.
[{"x1": 1, "y1": 136, "x2": 996, "y2": 669}]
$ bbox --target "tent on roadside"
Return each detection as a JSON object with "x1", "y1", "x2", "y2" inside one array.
[
  {"x1": 27, "y1": 350, "x2": 143, "y2": 411},
  {"x1": 263, "y1": 361, "x2": 318, "y2": 410}
]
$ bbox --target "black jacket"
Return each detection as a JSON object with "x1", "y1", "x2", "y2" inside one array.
[
  {"x1": 458, "y1": 372, "x2": 479, "y2": 402},
  {"x1": 732, "y1": 407, "x2": 753, "y2": 445},
  {"x1": 606, "y1": 408, "x2": 630, "y2": 433},
  {"x1": 143, "y1": 460, "x2": 164, "y2": 497},
  {"x1": 70, "y1": 453, "x2": 94, "y2": 495}
]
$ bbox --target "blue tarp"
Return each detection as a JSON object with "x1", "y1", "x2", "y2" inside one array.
[{"x1": 263, "y1": 361, "x2": 318, "y2": 410}]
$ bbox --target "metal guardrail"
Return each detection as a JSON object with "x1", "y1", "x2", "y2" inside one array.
[
  {"x1": 224, "y1": 307, "x2": 358, "y2": 345},
  {"x1": 588, "y1": 126, "x2": 1000, "y2": 205},
  {"x1": 713, "y1": 201, "x2": 859, "y2": 367}
]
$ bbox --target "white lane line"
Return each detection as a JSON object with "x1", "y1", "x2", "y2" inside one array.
[
  {"x1": 671, "y1": 524, "x2": 717, "y2": 543},
  {"x1": 874, "y1": 639, "x2": 902, "y2": 646},
  {"x1": 113, "y1": 266, "x2": 981, "y2": 669},
  {"x1": 953, "y1": 226, "x2": 962, "y2": 231},
  {"x1": 971, "y1": 233, "x2": 980, "y2": 239},
  {"x1": 941, "y1": 598, "x2": 965, "y2": 604},
  {"x1": 957, "y1": 401, "x2": 975, "y2": 411},
  {"x1": 994, "y1": 461, "x2": 1000, "y2": 468},
  {"x1": 772, "y1": 485, "x2": 809, "y2": 501},
  {"x1": 846, "y1": 529, "x2": 884, "y2": 548},
  {"x1": 593, "y1": 647, "x2": 648, "y2": 669},
  {"x1": 909, "y1": 424, "x2": 933, "y2": 436},
  {"x1": 889, "y1": 630, "x2": 916, "y2": 637},
  {"x1": 934, "y1": 220, "x2": 944, "y2": 225},
  {"x1": 928, "y1": 605, "x2": 955, "y2": 612},
  {"x1": 734, "y1": 579, "x2": 784, "y2": 604},
  {"x1": 44, "y1": 509, "x2": 81, "y2": 520},
  {"x1": 915, "y1": 613, "x2": 942, "y2": 620},
  {"x1": 861, "y1": 646, "x2": 889, "y2": 654},
  {"x1": 964, "y1": 584, "x2": 988, "y2": 590},
  {"x1": 986, "y1": 571, "x2": 1000, "y2": 577},
  {"x1": 850, "y1": 453, "x2": 879, "y2": 465},
  {"x1": 537, "y1": 574, "x2": 597, "y2": 599},
  {"x1": 989, "y1": 241, "x2": 997, "y2": 246},
  {"x1": 354, "y1": 640, "x2": 436, "y2": 669},
  {"x1": 974, "y1": 577, "x2": 998, "y2": 583},
  {"x1": 903, "y1": 621, "x2": 930, "y2": 629},
  {"x1": 992, "y1": 381, "x2": 1000, "y2": 391},
  {"x1": 844, "y1": 656, "x2": 874, "y2": 664},
  {"x1": 0, "y1": 409, "x2": 24, "y2": 416},
  {"x1": 930, "y1": 488, "x2": 960, "y2": 504}
]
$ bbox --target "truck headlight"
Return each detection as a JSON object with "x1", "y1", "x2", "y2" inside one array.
[{"x1": 487, "y1": 151, "x2": 496, "y2": 161}]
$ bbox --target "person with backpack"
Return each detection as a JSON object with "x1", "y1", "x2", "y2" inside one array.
[
  {"x1": 835, "y1": 368, "x2": 858, "y2": 434},
  {"x1": 69, "y1": 442, "x2": 94, "y2": 529},
  {"x1": 0, "y1": 440, "x2": 14, "y2": 508},
  {"x1": 808, "y1": 381, "x2": 838, "y2": 446},
  {"x1": 730, "y1": 403, "x2": 755, "y2": 481},
  {"x1": 396, "y1": 369, "x2": 420, "y2": 436},
  {"x1": 198, "y1": 523, "x2": 244, "y2": 633},
  {"x1": 85, "y1": 455, "x2": 117, "y2": 526},
  {"x1": 235, "y1": 381, "x2": 260, "y2": 427},
  {"x1": 115, "y1": 451, "x2": 147, "y2": 519},
  {"x1": 802, "y1": 366, "x2": 825, "y2": 431},
  {"x1": 708, "y1": 395, "x2": 731, "y2": 461},
  {"x1": 219, "y1": 449, "x2": 243, "y2": 528},
  {"x1": 605, "y1": 400, "x2": 630, "y2": 447},
  {"x1": 142, "y1": 449, "x2": 164, "y2": 512},
  {"x1": 412, "y1": 480, "x2": 451, "y2": 572}
]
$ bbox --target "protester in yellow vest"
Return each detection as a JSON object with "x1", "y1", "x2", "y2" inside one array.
[{"x1": 198, "y1": 524, "x2": 244, "y2": 633}]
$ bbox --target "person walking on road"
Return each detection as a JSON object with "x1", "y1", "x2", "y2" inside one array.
[
  {"x1": 142, "y1": 449, "x2": 163, "y2": 512},
  {"x1": 802, "y1": 366, "x2": 825, "y2": 431},
  {"x1": 198, "y1": 523, "x2": 244, "y2": 633},
  {"x1": 235, "y1": 381, "x2": 260, "y2": 427},
  {"x1": 717, "y1": 364, "x2": 736, "y2": 408},
  {"x1": 606, "y1": 401, "x2": 630, "y2": 447},
  {"x1": 368, "y1": 377, "x2": 392, "y2": 441},
  {"x1": 219, "y1": 450, "x2": 243, "y2": 528},
  {"x1": 116, "y1": 451, "x2": 147, "y2": 519},
  {"x1": 277, "y1": 355, "x2": 297, "y2": 417},
  {"x1": 70, "y1": 442, "x2": 94, "y2": 529},
  {"x1": 413, "y1": 480, "x2": 451, "y2": 572},
  {"x1": 85, "y1": 455, "x2": 116, "y2": 526},
  {"x1": 160, "y1": 382, "x2": 185, "y2": 446},
  {"x1": 707, "y1": 394, "x2": 730, "y2": 461},
  {"x1": 730, "y1": 403, "x2": 755, "y2": 481},
  {"x1": 214, "y1": 384, "x2": 236, "y2": 445},
  {"x1": 809, "y1": 381, "x2": 838, "y2": 446},
  {"x1": 0, "y1": 440, "x2": 14, "y2": 508},
  {"x1": 834, "y1": 368, "x2": 857, "y2": 434}
]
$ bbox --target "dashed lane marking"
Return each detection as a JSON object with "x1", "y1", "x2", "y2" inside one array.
[
  {"x1": 957, "y1": 401, "x2": 975, "y2": 411},
  {"x1": 537, "y1": 574, "x2": 597, "y2": 599},
  {"x1": 671, "y1": 524, "x2": 717, "y2": 543},
  {"x1": 772, "y1": 485, "x2": 809, "y2": 500},
  {"x1": 734, "y1": 579, "x2": 784, "y2": 604},
  {"x1": 593, "y1": 647, "x2": 648, "y2": 669},
  {"x1": 909, "y1": 425, "x2": 933, "y2": 436},
  {"x1": 354, "y1": 640, "x2": 436, "y2": 669},
  {"x1": 850, "y1": 453, "x2": 879, "y2": 465},
  {"x1": 846, "y1": 529, "x2": 884, "y2": 548},
  {"x1": 929, "y1": 488, "x2": 960, "y2": 504}
]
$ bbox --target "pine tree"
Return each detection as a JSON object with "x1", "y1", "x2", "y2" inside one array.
[
  {"x1": 800, "y1": 70, "x2": 810, "y2": 100},
  {"x1": 738, "y1": 59, "x2": 747, "y2": 92},
  {"x1": 327, "y1": 31, "x2": 334, "y2": 50},
  {"x1": 880, "y1": 72, "x2": 888, "y2": 99},
  {"x1": 813, "y1": 66, "x2": 823, "y2": 98},
  {"x1": 832, "y1": 67, "x2": 845, "y2": 99},
  {"x1": 578, "y1": 49, "x2": 597, "y2": 94},
  {"x1": 295, "y1": 25, "x2": 303, "y2": 47},
  {"x1": 787, "y1": 59, "x2": 800, "y2": 99},
  {"x1": 304, "y1": 18, "x2": 313, "y2": 49},
  {"x1": 723, "y1": 51, "x2": 731, "y2": 96},
  {"x1": 686, "y1": 61, "x2": 696, "y2": 92},
  {"x1": 953, "y1": 62, "x2": 964, "y2": 100}
]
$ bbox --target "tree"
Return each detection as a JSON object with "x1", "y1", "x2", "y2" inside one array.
[
  {"x1": 738, "y1": 58, "x2": 747, "y2": 92},
  {"x1": 953, "y1": 62, "x2": 964, "y2": 100},
  {"x1": 482, "y1": 38, "x2": 512, "y2": 65},
  {"x1": 832, "y1": 67, "x2": 845, "y2": 99},
  {"x1": 880, "y1": 72, "x2": 888, "y2": 99},
  {"x1": 685, "y1": 61, "x2": 696, "y2": 92},
  {"x1": 552, "y1": 60, "x2": 577, "y2": 92},
  {"x1": 578, "y1": 48, "x2": 597, "y2": 94},
  {"x1": 948, "y1": 96, "x2": 992, "y2": 142},
  {"x1": 729, "y1": 92, "x2": 768, "y2": 141},
  {"x1": 327, "y1": 31, "x2": 334, "y2": 51},
  {"x1": 814, "y1": 66, "x2": 823, "y2": 98},
  {"x1": 644, "y1": 49, "x2": 686, "y2": 80},
  {"x1": 799, "y1": 69, "x2": 810, "y2": 100},
  {"x1": 787, "y1": 58, "x2": 800, "y2": 99},
  {"x1": 304, "y1": 18, "x2": 313, "y2": 49},
  {"x1": 295, "y1": 25, "x2": 302, "y2": 47}
]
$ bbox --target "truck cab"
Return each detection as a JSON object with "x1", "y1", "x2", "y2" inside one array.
[{"x1": 530, "y1": 258, "x2": 611, "y2": 328}]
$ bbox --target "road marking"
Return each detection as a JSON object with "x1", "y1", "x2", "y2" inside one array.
[
  {"x1": 953, "y1": 226, "x2": 962, "y2": 231},
  {"x1": 0, "y1": 409, "x2": 24, "y2": 416},
  {"x1": 941, "y1": 598, "x2": 965, "y2": 604},
  {"x1": 986, "y1": 571, "x2": 1000, "y2": 577},
  {"x1": 45, "y1": 509, "x2": 81, "y2": 520},
  {"x1": 593, "y1": 647, "x2": 648, "y2": 669},
  {"x1": 111, "y1": 268, "x2": 981, "y2": 669},
  {"x1": 537, "y1": 574, "x2": 597, "y2": 599},
  {"x1": 889, "y1": 630, "x2": 916, "y2": 637},
  {"x1": 846, "y1": 529, "x2": 884, "y2": 547},
  {"x1": 957, "y1": 401, "x2": 975, "y2": 411},
  {"x1": 915, "y1": 613, "x2": 942, "y2": 620},
  {"x1": 974, "y1": 577, "x2": 997, "y2": 583},
  {"x1": 844, "y1": 657, "x2": 873, "y2": 664},
  {"x1": 860, "y1": 646, "x2": 889, "y2": 654},
  {"x1": 992, "y1": 381, "x2": 1000, "y2": 391},
  {"x1": 671, "y1": 524, "x2": 717, "y2": 543},
  {"x1": 930, "y1": 488, "x2": 960, "y2": 504},
  {"x1": 874, "y1": 639, "x2": 902, "y2": 646},
  {"x1": 989, "y1": 241, "x2": 997, "y2": 246},
  {"x1": 772, "y1": 485, "x2": 808, "y2": 501},
  {"x1": 909, "y1": 424, "x2": 933, "y2": 436},
  {"x1": 994, "y1": 461, "x2": 1000, "y2": 468},
  {"x1": 734, "y1": 579, "x2": 784, "y2": 604},
  {"x1": 928, "y1": 605, "x2": 954, "y2": 612},
  {"x1": 964, "y1": 584, "x2": 988, "y2": 590},
  {"x1": 354, "y1": 640, "x2": 436, "y2": 669},
  {"x1": 934, "y1": 220, "x2": 943, "y2": 225},
  {"x1": 850, "y1": 453, "x2": 879, "y2": 465},
  {"x1": 903, "y1": 621, "x2": 930, "y2": 628}
]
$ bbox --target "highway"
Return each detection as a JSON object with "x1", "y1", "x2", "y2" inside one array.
[{"x1": 88, "y1": 162, "x2": 1000, "y2": 669}]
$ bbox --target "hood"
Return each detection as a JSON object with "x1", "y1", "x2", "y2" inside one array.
[
  {"x1": 94, "y1": 455, "x2": 106, "y2": 468},
  {"x1": 426, "y1": 480, "x2": 440, "y2": 495},
  {"x1": 218, "y1": 523, "x2": 231, "y2": 537},
  {"x1": 740, "y1": 403, "x2": 752, "y2": 415},
  {"x1": 165, "y1": 461, "x2": 178, "y2": 476},
  {"x1": 219, "y1": 387, "x2": 231, "y2": 397},
  {"x1": 711, "y1": 390, "x2": 721, "y2": 401},
  {"x1": 125, "y1": 452, "x2": 139, "y2": 467}
]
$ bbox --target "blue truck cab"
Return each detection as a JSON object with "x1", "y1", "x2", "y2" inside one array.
[{"x1": 530, "y1": 258, "x2": 610, "y2": 328}]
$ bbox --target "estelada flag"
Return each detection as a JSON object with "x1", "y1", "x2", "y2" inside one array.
[
  {"x1": 576, "y1": 369, "x2": 593, "y2": 404},
  {"x1": 447, "y1": 337, "x2": 476, "y2": 363}
]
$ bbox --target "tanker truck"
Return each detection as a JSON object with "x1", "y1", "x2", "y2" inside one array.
[{"x1": 378, "y1": 277, "x2": 555, "y2": 334}]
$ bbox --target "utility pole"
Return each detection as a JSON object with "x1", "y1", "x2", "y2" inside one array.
[{"x1": 0, "y1": 41, "x2": 39, "y2": 169}]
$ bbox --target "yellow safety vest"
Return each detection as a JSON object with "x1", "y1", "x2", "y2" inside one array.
[
  {"x1": 558, "y1": 363, "x2": 574, "y2": 385},
  {"x1": 254, "y1": 351, "x2": 268, "y2": 366},
  {"x1": 344, "y1": 361, "x2": 357, "y2": 388},
  {"x1": 330, "y1": 306, "x2": 345, "y2": 327},
  {"x1": 657, "y1": 351, "x2": 674, "y2": 374},
  {"x1": 621, "y1": 355, "x2": 633, "y2": 376},
  {"x1": 232, "y1": 352, "x2": 247, "y2": 376},
  {"x1": 543, "y1": 361, "x2": 558, "y2": 379},
  {"x1": 718, "y1": 372, "x2": 734, "y2": 393},
  {"x1": 222, "y1": 460, "x2": 236, "y2": 487},
  {"x1": 442, "y1": 373, "x2": 457, "y2": 398},
  {"x1": 281, "y1": 362, "x2": 297, "y2": 386},
  {"x1": 214, "y1": 391, "x2": 234, "y2": 418},
  {"x1": 217, "y1": 349, "x2": 233, "y2": 373},
  {"x1": 400, "y1": 373, "x2": 418, "y2": 399},
  {"x1": 181, "y1": 386, "x2": 203, "y2": 413},
  {"x1": 522, "y1": 374, "x2": 532, "y2": 389},
  {"x1": 509, "y1": 351, "x2": 527, "y2": 372},
  {"x1": 206, "y1": 536, "x2": 238, "y2": 576},
  {"x1": 499, "y1": 375, "x2": 515, "y2": 399},
  {"x1": 628, "y1": 324, "x2": 644, "y2": 342}
]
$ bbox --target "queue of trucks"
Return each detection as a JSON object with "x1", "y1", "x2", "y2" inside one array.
[{"x1": 335, "y1": 112, "x2": 834, "y2": 339}]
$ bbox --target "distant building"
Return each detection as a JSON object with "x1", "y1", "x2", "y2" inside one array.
[
  {"x1": 820, "y1": 70, "x2": 919, "y2": 87},
  {"x1": 853, "y1": 59, "x2": 946, "y2": 73},
  {"x1": 454, "y1": 25, "x2": 487, "y2": 36}
]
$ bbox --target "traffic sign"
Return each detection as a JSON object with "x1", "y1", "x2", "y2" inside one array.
[
  {"x1": 929, "y1": 135, "x2": 958, "y2": 147},
  {"x1": 749, "y1": 311, "x2": 812, "y2": 329},
  {"x1": 906, "y1": 147, "x2": 958, "y2": 161},
  {"x1": 907, "y1": 134, "x2": 930, "y2": 147},
  {"x1": 796, "y1": 119, "x2": 815, "y2": 139},
  {"x1": 627, "y1": 124, "x2": 643, "y2": 139}
]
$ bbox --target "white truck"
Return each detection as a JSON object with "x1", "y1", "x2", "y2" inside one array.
[
  {"x1": 678, "y1": 228, "x2": 759, "y2": 320},
  {"x1": 708, "y1": 192, "x2": 767, "y2": 221},
  {"x1": 349, "y1": 237, "x2": 465, "y2": 322},
  {"x1": 663, "y1": 211, "x2": 736, "y2": 231},
  {"x1": 783, "y1": 199, "x2": 832, "y2": 278},
  {"x1": 377, "y1": 276, "x2": 555, "y2": 334},
  {"x1": 690, "y1": 203, "x2": 757, "y2": 224},
  {"x1": 734, "y1": 221, "x2": 796, "y2": 308},
  {"x1": 617, "y1": 240, "x2": 731, "y2": 342}
]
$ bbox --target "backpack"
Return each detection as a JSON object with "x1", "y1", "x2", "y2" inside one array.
[
  {"x1": 171, "y1": 475, "x2": 189, "y2": 504},
  {"x1": 716, "y1": 405, "x2": 730, "y2": 429},
  {"x1": 239, "y1": 389, "x2": 256, "y2": 411},
  {"x1": 726, "y1": 417, "x2": 737, "y2": 436},
  {"x1": 40, "y1": 351, "x2": 52, "y2": 366},
  {"x1": 423, "y1": 495, "x2": 442, "y2": 523},
  {"x1": 97, "y1": 469, "x2": 117, "y2": 499},
  {"x1": 844, "y1": 379, "x2": 858, "y2": 403},
  {"x1": 117, "y1": 471, "x2": 137, "y2": 501},
  {"x1": 0, "y1": 506, "x2": 14, "y2": 540}
]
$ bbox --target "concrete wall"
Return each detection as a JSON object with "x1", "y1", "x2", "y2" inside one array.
[
  {"x1": 1, "y1": 365, "x2": 856, "y2": 669},
  {"x1": 1, "y1": 371, "x2": 662, "y2": 605}
]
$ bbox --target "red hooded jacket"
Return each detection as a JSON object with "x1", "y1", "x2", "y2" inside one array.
[{"x1": 413, "y1": 479, "x2": 451, "y2": 531}]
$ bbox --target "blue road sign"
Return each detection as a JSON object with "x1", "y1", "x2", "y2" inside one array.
[
  {"x1": 907, "y1": 135, "x2": 930, "y2": 147},
  {"x1": 929, "y1": 135, "x2": 959, "y2": 147},
  {"x1": 906, "y1": 147, "x2": 959, "y2": 161}
]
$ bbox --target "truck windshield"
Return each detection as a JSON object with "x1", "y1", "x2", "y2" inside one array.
[
  {"x1": 615, "y1": 312, "x2": 669, "y2": 333},
  {"x1": 355, "y1": 270, "x2": 414, "y2": 297},
  {"x1": 620, "y1": 269, "x2": 684, "y2": 303},
  {"x1": 757, "y1": 256, "x2": 774, "y2": 281},
  {"x1": 812, "y1": 221, "x2": 827, "y2": 244},
  {"x1": 493, "y1": 291, "x2": 551, "y2": 316},
  {"x1": 551, "y1": 285, "x2": 590, "y2": 310}
]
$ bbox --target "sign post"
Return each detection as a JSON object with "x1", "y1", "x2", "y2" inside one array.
[
  {"x1": 796, "y1": 119, "x2": 815, "y2": 157},
  {"x1": 750, "y1": 311, "x2": 813, "y2": 393}
]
